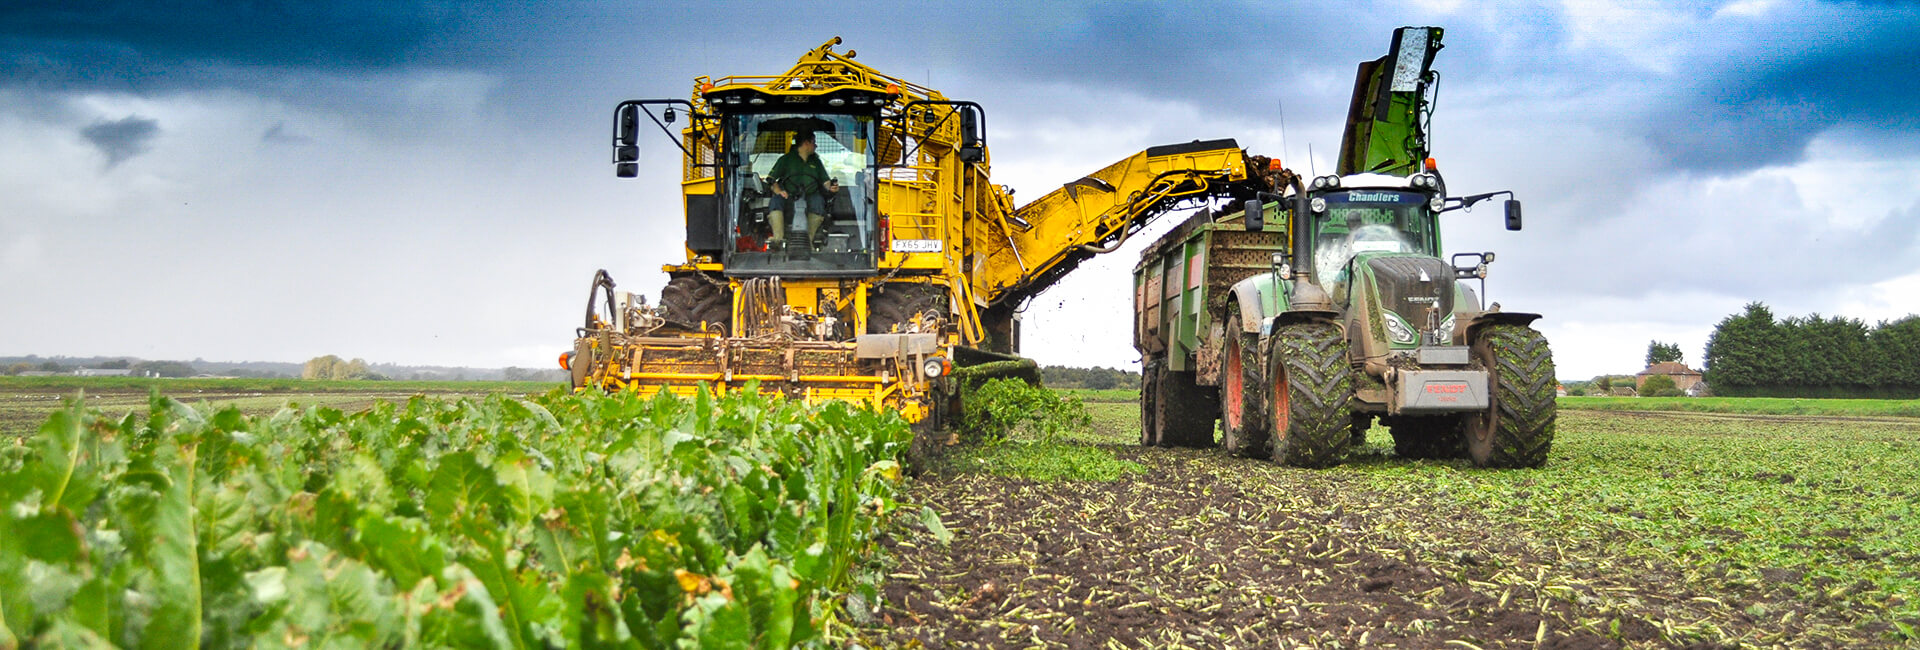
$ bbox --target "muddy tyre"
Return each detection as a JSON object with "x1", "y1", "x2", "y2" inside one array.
[
  {"x1": 1265, "y1": 321, "x2": 1354, "y2": 468},
  {"x1": 1220, "y1": 303, "x2": 1267, "y2": 457},
  {"x1": 869, "y1": 283, "x2": 947, "y2": 334},
  {"x1": 1157, "y1": 367, "x2": 1219, "y2": 448},
  {"x1": 659, "y1": 276, "x2": 731, "y2": 335},
  {"x1": 1465, "y1": 324, "x2": 1556, "y2": 468},
  {"x1": 1139, "y1": 361, "x2": 1162, "y2": 447},
  {"x1": 1386, "y1": 415, "x2": 1466, "y2": 459}
]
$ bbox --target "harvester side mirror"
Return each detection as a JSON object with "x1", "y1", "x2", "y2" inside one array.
[
  {"x1": 1504, "y1": 199, "x2": 1523, "y2": 231},
  {"x1": 1243, "y1": 199, "x2": 1264, "y2": 230},
  {"x1": 959, "y1": 106, "x2": 985, "y2": 163},
  {"x1": 615, "y1": 104, "x2": 641, "y2": 178}
]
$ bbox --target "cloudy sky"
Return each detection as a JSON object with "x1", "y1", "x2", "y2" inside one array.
[{"x1": 3, "y1": 0, "x2": 1917, "y2": 379}]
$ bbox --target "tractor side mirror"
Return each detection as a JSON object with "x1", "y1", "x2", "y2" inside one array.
[
  {"x1": 959, "y1": 106, "x2": 985, "y2": 163},
  {"x1": 1504, "y1": 199, "x2": 1523, "y2": 231},
  {"x1": 1243, "y1": 199, "x2": 1264, "y2": 230},
  {"x1": 615, "y1": 104, "x2": 641, "y2": 178}
]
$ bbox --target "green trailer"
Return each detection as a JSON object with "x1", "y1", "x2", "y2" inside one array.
[{"x1": 1132, "y1": 204, "x2": 1289, "y2": 447}]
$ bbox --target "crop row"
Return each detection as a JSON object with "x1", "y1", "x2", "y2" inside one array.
[{"x1": 0, "y1": 387, "x2": 911, "y2": 649}]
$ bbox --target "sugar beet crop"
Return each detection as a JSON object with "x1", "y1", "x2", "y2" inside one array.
[{"x1": 0, "y1": 389, "x2": 911, "y2": 648}]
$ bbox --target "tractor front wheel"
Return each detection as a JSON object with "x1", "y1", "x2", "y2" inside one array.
[
  {"x1": 1465, "y1": 324, "x2": 1557, "y2": 468},
  {"x1": 1265, "y1": 321, "x2": 1354, "y2": 468}
]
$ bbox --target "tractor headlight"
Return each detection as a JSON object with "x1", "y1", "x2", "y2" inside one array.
[
  {"x1": 1384, "y1": 313, "x2": 1417, "y2": 345},
  {"x1": 1430, "y1": 195, "x2": 1445, "y2": 212},
  {"x1": 1437, "y1": 314, "x2": 1456, "y2": 340},
  {"x1": 922, "y1": 357, "x2": 949, "y2": 378},
  {"x1": 1310, "y1": 197, "x2": 1327, "y2": 214}
]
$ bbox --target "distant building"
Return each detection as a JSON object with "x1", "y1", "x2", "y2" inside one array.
[
  {"x1": 17, "y1": 371, "x2": 58, "y2": 377},
  {"x1": 75, "y1": 368, "x2": 133, "y2": 377},
  {"x1": 1636, "y1": 362, "x2": 1704, "y2": 394}
]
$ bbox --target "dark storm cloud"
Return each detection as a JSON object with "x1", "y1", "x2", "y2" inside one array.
[
  {"x1": 1641, "y1": 8, "x2": 1920, "y2": 174},
  {"x1": 0, "y1": 1, "x2": 478, "y2": 90},
  {"x1": 80, "y1": 115, "x2": 159, "y2": 167}
]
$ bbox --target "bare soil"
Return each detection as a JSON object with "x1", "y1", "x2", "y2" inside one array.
[{"x1": 879, "y1": 446, "x2": 1636, "y2": 648}]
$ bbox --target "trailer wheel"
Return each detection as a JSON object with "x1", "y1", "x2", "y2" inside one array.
[
  {"x1": 1386, "y1": 415, "x2": 1466, "y2": 459},
  {"x1": 1465, "y1": 324, "x2": 1557, "y2": 468},
  {"x1": 1139, "y1": 362, "x2": 1161, "y2": 447},
  {"x1": 660, "y1": 276, "x2": 731, "y2": 335},
  {"x1": 1220, "y1": 303, "x2": 1267, "y2": 457},
  {"x1": 1157, "y1": 368, "x2": 1218, "y2": 448},
  {"x1": 1266, "y1": 321, "x2": 1354, "y2": 468}
]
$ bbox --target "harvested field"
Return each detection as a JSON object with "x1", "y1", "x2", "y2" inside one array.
[{"x1": 878, "y1": 394, "x2": 1920, "y2": 648}]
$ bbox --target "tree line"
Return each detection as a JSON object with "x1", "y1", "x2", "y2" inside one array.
[
  {"x1": 1704, "y1": 302, "x2": 1920, "y2": 398},
  {"x1": 1039, "y1": 365, "x2": 1141, "y2": 390}
]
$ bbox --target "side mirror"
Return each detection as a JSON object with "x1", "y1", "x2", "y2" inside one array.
[
  {"x1": 959, "y1": 106, "x2": 985, "y2": 163},
  {"x1": 1504, "y1": 199, "x2": 1523, "y2": 231},
  {"x1": 1243, "y1": 199, "x2": 1264, "y2": 230},
  {"x1": 615, "y1": 104, "x2": 641, "y2": 178}
]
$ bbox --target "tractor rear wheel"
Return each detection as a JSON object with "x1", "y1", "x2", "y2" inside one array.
[
  {"x1": 1157, "y1": 368, "x2": 1218, "y2": 448},
  {"x1": 1139, "y1": 361, "x2": 1162, "y2": 447},
  {"x1": 659, "y1": 276, "x2": 731, "y2": 335},
  {"x1": 1386, "y1": 415, "x2": 1466, "y2": 459},
  {"x1": 1220, "y1": 303, "x2": 1267, "y2": 457},
  {"x1": 1465, "y1": 324, "x2": 1557, "y2": 468},
  {"x1": 1265, "y1": 321, "x2": 1354, "y2": 468}
]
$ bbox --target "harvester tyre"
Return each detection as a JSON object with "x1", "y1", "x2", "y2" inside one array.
[
  {"x1": 1265, "y1": 321, "x2": 1354, "y2": 468},
  {"x1": 869, "y1": 283, "x2": 947, "y2": 334},
  {"x1": 1219, "y1": 303, "x2": 1267, "y2": 457},
  {"x1": 1465, "y1": 324, "x2": 1557, "y2": 468},
  {"x1": 1156, "y1": 368, "x2": 1218, "y2": 448},
  {"x1": 1386, "y1": 415, "x2": 1466, "y2": 460},
  {"x1": 659, "y1": 276, "x2": 731, "y2": 335}
]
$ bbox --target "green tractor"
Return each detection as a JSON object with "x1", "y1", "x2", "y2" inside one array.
[{"x1": 1214, "y1": 26, "x2": 1553, "y2": 468}]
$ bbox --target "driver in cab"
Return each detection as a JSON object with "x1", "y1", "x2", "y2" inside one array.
[{"x1": 767, "y1": 131, "x2": 839, "y2": 250}]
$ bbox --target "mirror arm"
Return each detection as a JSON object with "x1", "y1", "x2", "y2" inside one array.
[
  {"x1": 614, "y1": 99, "x2": 721, "y2": 168},
  {"x1": 1441, "y1": 189, "x2": 1514, "y2": 213}
]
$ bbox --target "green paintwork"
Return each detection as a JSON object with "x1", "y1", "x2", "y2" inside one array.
[{"x1": 1337, "y1": 26, "x2": 1444, "y2": 178}]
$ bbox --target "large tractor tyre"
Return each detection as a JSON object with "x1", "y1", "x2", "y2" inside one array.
[
  {"x1": 659, "y1": 276, "x2": 731, "y2": 335},
  {"x1": 869, "y1": 283, "x2": 948, "y2": 334},
  {"x1": 1219, "y1": 303, "x2": 1268, "y2": 457},
  {"x1": 1265, "y1": 321, "x2": 1355, "y2": 468},
  {"x1": 1156, "y1": 369, "x2": 1219, "y2": 448},
  {"x1": 1386, "y1": 415, "x2": 1467, "y2": 460},
  {"x1": 1465, "y1": 324, "x2": 1557, "y2": 468},
  {"x1": 1139, "y1": 362, "x2": 1162, "y2": 447}
]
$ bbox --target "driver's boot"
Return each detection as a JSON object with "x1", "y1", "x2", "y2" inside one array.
[
  {"x1": 806, "y1": 213, "x2": 827, "y2": 250},
  {"x1": 767, "y1": 210, "x2": 787, "y2": 250}
]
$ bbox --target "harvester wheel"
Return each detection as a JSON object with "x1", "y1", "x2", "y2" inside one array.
[
  {"x1": 1139, "y1": 361, "x2": 1161, "y2": 446},
  {"x1": 1156, "y1": 368, "x2": 1218, "y2": 448},
  {"x1": 1386, "y1": 415, "x2": 1466, "y2": 459},
  {"x1": 1465, "y1": 324, "x2": 1557, "y2": 468},
  {"x1": 659, "y1": 276, "x2": 731, "y2": 335},
  {"x1": 1220, "y1": 303, "x2": 1267, "y2": 457},
  {"x1": 1265, "y1": 321, "x2": 1354, "y2": 468},
  {"x1": 869, "y1": 283, "x2": 948, "y2": 334}
]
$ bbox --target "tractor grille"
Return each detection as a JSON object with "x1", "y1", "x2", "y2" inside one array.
[{"x1": 1365, "y1": 256, "x2": 1455, "y2": 330}]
